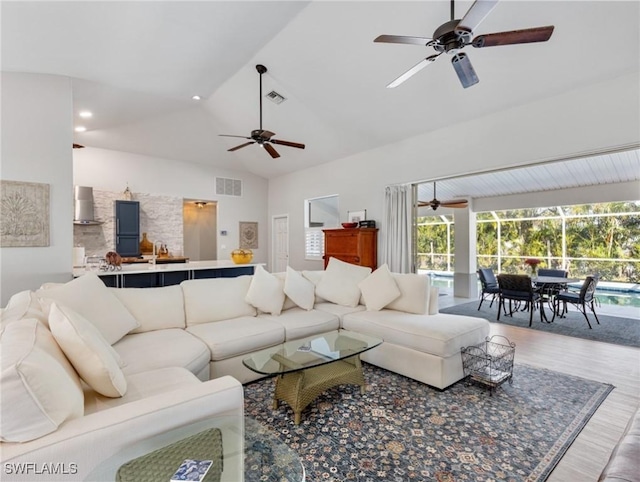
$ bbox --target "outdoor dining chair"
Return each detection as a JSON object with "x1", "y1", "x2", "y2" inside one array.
[
  {"x1": 535, "y1": 268, "x2": 569, "y2": 312},
  {"x1": 477, "y1": 268, "x2": 500, "y2": 310},
  {"x1": 553, "y1": 275, "x2": 601, "y2": 329},
  {"x1": 496, "y1": 274, "x2": 543, "y2": 326}
]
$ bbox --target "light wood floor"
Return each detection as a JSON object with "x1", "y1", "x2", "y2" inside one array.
[{"x1": 484, "y1": 321, "x2": 639, "y2": 481}]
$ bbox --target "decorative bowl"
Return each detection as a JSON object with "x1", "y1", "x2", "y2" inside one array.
[
  {"x1": 341, "y1": 222, "x2": 358, "y2": 229},
  {"x1": 231, "y1": 249, "x2": 253, "y2": 264}
]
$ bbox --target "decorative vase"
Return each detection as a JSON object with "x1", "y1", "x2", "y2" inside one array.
[
  {"x1": 231, "y1": 249, "x2": 253, "y2": 264},
  {"x1": 157, "y1": 243, "x2": 169, "y2": 258},
  {"x1": 139, "y1": 232, "x2": 153, "y2": 255},
  {"x1": 122, "y1": 184, "x2": 133, "y2": 201},
  {"x1": 531, "y1": 267, "x2": 537, "y2": 276}
]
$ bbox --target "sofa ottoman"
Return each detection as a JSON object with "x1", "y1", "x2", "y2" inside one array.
[{"x1": 343, "y1": 310, "x2": 490, "y2": 389}]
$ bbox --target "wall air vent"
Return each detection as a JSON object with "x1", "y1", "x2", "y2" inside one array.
[
  {"x1": 215, "y1": 177, "x2": 242, "y2": 197},
  {"x1": 265, "y1": 90, "x2": 286, "y2": 105}
]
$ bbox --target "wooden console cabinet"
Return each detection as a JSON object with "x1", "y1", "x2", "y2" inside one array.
[{"x1": 323, "y1": 228, "x2": 378, "y2": 270}]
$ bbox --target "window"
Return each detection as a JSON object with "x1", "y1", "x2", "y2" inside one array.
[
  {"x1": 305, "y1": 195, "x2": 339, "y2": 260},
  {"x1": 417, "y1": 201, "x2": 640, "y2": 282}
]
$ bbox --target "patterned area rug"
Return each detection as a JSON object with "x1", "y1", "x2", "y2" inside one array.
[
  {"x1": 440, "y1": 300, "x2": 640, "y2": 348},
  {"x1": 244, "y1": 363, "x2": 613, "y2": 482}
]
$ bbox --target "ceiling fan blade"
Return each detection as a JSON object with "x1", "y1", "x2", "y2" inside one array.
[
  {"x1": 263, "y1": 143, "x2": 280, "y2": 159},
  {"x1": 456, "y1": 0, "x2": 499, "y2": 37},
  {"x1": 271, "y1": 139, "x2": 305, "y2": 149},
  {"x1": 219, "y1": 134, "x2": 251, "y2": 139},
  {"x1": 451, "y1": 53, "x2": 479, "y2": 88},
  {"x1": 472, "y1": 26, "x2": 555, "y2": 48},
  {"x1": 386, "y1": 54, "x2": 441, "y2": 88},
  {"x1": 228, "y1": 141, "x2": 255, "y2": 152},
  {"x1": 374, "y1": 34, "x2": 434, "y2": 46},
  {"x1": 440, "y1": 199, "x2": 469, "y2": 208}
]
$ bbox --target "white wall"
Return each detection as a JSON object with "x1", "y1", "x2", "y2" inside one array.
[
  {"x1": 1, "y1": 73, "x2": 74, "y2": 306},
  {"x1": 268, "y1": 72, "x2": 640, "y2": 271},
  {"x1": 73, "y1": 147, "x2": 269, "y2": 264}
]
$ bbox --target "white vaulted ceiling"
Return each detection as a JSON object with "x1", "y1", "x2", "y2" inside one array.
[{"x1": 2, "y1": 1, "x2": 639, "y2": 181}]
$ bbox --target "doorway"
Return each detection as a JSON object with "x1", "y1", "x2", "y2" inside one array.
[
  {"x1": 272, "y1": 214, "x2": 289, "y2": 272},
  {"x1": 183, "y1": 200, "x2": 217, "y2": 261}
]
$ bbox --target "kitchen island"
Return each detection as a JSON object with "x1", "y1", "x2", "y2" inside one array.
[{"x1": 73, "y1": 260, "x2": 262, "y2": 288}]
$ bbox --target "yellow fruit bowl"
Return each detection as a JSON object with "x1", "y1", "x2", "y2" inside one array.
[{"x1": 231, "y1": 249, "x2": 253, "y2": 264}]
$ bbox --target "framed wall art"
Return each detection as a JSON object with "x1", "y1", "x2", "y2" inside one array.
[
  {"x1": 347, "y1": 210, "x2": 366, "y2": 223},
  {"x1": 239, "y1": 221, "x2": 258, "y2": 249},
  {"x1": 0, "y1": 180, "x2": 50, "y2": 247}
]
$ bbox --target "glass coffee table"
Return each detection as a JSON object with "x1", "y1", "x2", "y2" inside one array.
[{"x1": 243, "y1": 330, "x2": 382, "y2": 424}]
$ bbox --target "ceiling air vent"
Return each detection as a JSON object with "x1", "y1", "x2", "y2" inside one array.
[
  {"x1": 215, "y1": 177, "x2": 242, "y2": 197},
  {"x1": 265, "y1": 90, "x2": 286, "y2": 105}
]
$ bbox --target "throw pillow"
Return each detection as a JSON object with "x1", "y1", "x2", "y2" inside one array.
[
  {"x1": 0, "y1": 318, "x2": 84, "y2": 442},
  {"x1": 283, "y1": 266, "x2": 315, "y2": 311},
  {"x1": 37, "y1": 273, "x2": 139, "y2": 345},
  {"x1": 245, "y1": 265, "x2": 286, "y2": 316},
  {"x1": 316, "y1": 257, "x2": 372, "y2": 308},
  {"x1": 273, "y1": 272, "x2": 297, "y2": 311},
  {"x1": 49, "y1": 303, "x2": 127, "y2": 398},
  {"x1": 358, "y1": 264, "x2": 401, "y2": 311},
  {"x1": 386, "y1": 273, "x2": 430, "y2": 314}
]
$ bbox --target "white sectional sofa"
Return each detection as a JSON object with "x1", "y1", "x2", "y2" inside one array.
[{"x1": 0, "y1": 258, "x2": 490, "y2": 481}]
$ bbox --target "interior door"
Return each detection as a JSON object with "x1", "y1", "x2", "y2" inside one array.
[{"x1": 272, "y1": 215, "x2": 289, "y2": 272}]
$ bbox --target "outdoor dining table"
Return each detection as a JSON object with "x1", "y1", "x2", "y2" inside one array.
[{"x1": 532, "y1": 275, "x2": 580, "y2": 321}]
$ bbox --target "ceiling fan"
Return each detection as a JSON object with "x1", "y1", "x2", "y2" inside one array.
[
  {"x1": 219, "y1": 64, "x2": 305, "y2": 159},
  {"x1": 374, "y1": 0, "x2": 554, "y2": 89},
  {"x1": 418, "y1": 182, "x2": 468, "y2": 210}
]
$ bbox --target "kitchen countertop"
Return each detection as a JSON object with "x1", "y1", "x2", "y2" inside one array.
[{"x1": 73, "y1": 260, "x2": 263, "y2": 277}]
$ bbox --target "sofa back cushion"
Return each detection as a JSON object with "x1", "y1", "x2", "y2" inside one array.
[
  {"x1": 0, "y1": 318, "x2": 84, "y2": 442},
  {"x1": 302, "y1": 270, "x2": 328, "y2": 303},
  {"x1": 1, "y1": 290, "x2": 48, "y2": 327},
  {"x1": 111, "y1": 285, "x2": 186, "y2": 333},
  {"x1": 386, "y1": 273, "x2": 431, "y2": 314},
  {"x1": 37, "y1": 273, "x2": 139, "y2": 345},
  {"x1": 181, "y1": 276, "x2": 256, "y2": 325},
  {"x1": 429, "y1": 286, "x2": 439, "y2": 315}
]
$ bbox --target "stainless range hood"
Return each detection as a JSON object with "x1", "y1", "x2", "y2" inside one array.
[{"x1": 73, "y1": 186, "x2": 103, "y2": 225}]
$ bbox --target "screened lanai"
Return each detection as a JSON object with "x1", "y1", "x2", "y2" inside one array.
[{"x1": 412, "y1": 146, "x2": 640, "y2": 299}]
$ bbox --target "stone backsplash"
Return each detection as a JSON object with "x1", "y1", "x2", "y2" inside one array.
[{"x1": 74, "y1": 190, "x2": 184, "y2": 259}]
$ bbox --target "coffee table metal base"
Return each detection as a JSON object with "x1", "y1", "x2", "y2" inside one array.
[{"x1": 272, "y1": 355, "x2": 366, "y2": 424}]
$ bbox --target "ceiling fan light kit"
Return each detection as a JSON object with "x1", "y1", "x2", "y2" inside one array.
[
  {"x1": 375, "y1": 0, "x2": 554, "y2": 89},
  {"x1": 219, "y1": 64, "x2": 305, "y2": 159},
  {"x1": 451, "y1": 53, "x2": 479, "y2": 88}
]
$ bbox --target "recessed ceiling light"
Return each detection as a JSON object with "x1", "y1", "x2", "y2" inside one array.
[
  {"x1": 79, "y1": 111, "x2": 93, "y2": 118},
  {"x1": 75, "y1": 126, "x2": 87, "y2": 132},
  {"x1": 192, "y1": 95, "x2": 202, "y2": 101}
]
